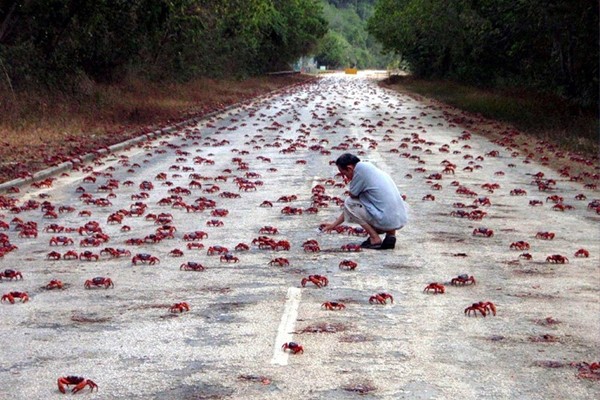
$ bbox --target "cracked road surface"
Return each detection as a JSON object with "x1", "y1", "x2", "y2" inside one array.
[{"x1": 1, "y1": 73, "x2": 599, "y2": 399}]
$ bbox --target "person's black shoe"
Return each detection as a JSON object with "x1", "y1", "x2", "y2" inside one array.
[
  {"x1": 360, "y1": 239, "x2": 382, "y2": 249},
  {"x1": 379, "y1": 236, "x2": 396, "y2": 250}
]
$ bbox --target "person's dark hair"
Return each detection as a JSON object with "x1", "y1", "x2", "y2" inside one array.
[{"x1": 336, "y1": 153, "x2": 360, "y2": 169}]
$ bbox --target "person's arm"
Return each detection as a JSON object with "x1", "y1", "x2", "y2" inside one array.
[
  {"x1": 320, "y1": 212, "x2": 344, "y2": 232},
  {"x1": 348, "y1": 163, "x2": 365, "y2": 199}
]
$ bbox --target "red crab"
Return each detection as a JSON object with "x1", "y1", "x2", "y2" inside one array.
[
  {"x1": 211, "y1": 209, "x2": 229, "y2": 217},
  {"x1": 169, "y1": 249, "x2": 184, "y2": 257},
  {"x1": 552, "y1": 204, "x2": 574, "y2": 212},
  {"x1": 57, "y1": 376, "x2": 98, "y2": 394},
  {"x1": 259, "y1": 226, "x2": 279, "y2": 234},
  {"x1": 170, "y1": 302, "x2": 190, "y2": 313},
  {"x1": 18, "y1": 229, "x2": 38, "y2": 238},
  {"x1": 510, "y1": 241, "x2": 530, "y2": 250},
  {"x1": 63, "y1": 250, "x2": 79, "y2": 260},
  {"x1": 49, "y1": 236, "x2": 74, "y2": 246},
  {"x1": 529, "y1": 200, "x2": 543, "y2": 206},
  {"x1": 369, "y1": 292, "x2": 394, "y2": 304},
  {"x1": 47, "y1": 251, "x2": 62, "y2": 260},
  {"x1": 510, "y1": 188, "x2": 527, "y2": 196},
  {"x1": 1, "y1": 291, "x2": 29, "y2": 303},
  {"x1": 107, "y1": 214, "x2": 123, "y2": 224},
  {"x1": 546, "y1": 195, "x2": 564, "y2": 203},
  {"x1": 131, "y1": 253, "x2": 160, "y2": 265},
  {"x1": 277, "y1": 195, "x2": 298, "y2": 203},
  {"x1": 519, "y1": 253, "x2": 533, "y2": 260},
  {"x1": 0, "y1": 269, "x2": 22, "y2": 280},
  {"x1": 341, "y1": 244, "x2": 362, "y2": 252},
  {"x1": 321, "y1": 301, "x2": 346, "y2": 310},
  {"x1": 207, "y1": 246, "x2": 228, "y2": 256},
  {"x1": 269, "y1": 257, "x2": 289, "y2": 267},
  {"x1": 303, "y1": 243, "x2": 320, "y2": 252},
  {"x1": 273, "y1": 240, "x2": 291, "y2": 251},
  {"x1": 472, "y1": 228, "x2": 494, "y2": 237},
  {"x1": 235, "y1": 243, "x2": 249, "y2": 251},
  {"x1": 536, "y1": 231, "x2": 555, "y2": 240},
  {"x1": 260, "y1": 200, "x2": 273, "y2": 207},
  {"x1": 220, "y1": 254, "x2": 239, "y2": 263},
  {"x1": 281, "y1": 206, "x2": 303, "y2": 215},
  {"x1": 180, "y1": 262, "x2": 205, "y2": 271},
  {"x1": 143, "y1": 234, "x2": 164, "y2": 244},
  {"x1": 474, "y1": 197, "x2": 491, "y2": 206},
  {"x1": 339, "y1": 260, "x2": 358, "y2": 270},
  {"x1": 423, "y1": 282, "x2": 445, "y2": 294},
  {"x1": 573, "y1": 362, "x2": 600, "y2": 380},
  {"x1": 80, "y1": 237, "x2": 102, "y2": 247},
  {"x1": 422, "y1": 194, "x2": 436, "y2": 201},
  {"x1": 46, "y1": 279, "x2": 64, "y2": 290},
  {"x1": 469, "y1": 210, "x2": 488, "y2": 220},
  {"x1": 574, "y1": 248, "x2": 589, "y2": 258},
  {"x1": 206, "y1": 220, "x2": 224, "y2": 227},
  {"x1": 43, "y1": 224, "x2": 65, "y2": 233},
  {"x1": 464, "y1": 301, "x2": 496, "y2": 317},
  {"x1": 546, "y1": 254, "x2": 569, "y2": 264},
  {"x1": 451, "y1": 274, "x2": 476, "y2": 286},
  {"x1": 301, "y1": 275, "x2": 328, "y2": 288},
  {"x1": 84, "y1": 277, "x2": 113, "y2": 289},
  {"x1": 79, "y1": 251, "x2": 99, "y2": 261},
  {"x1": 100, "y1": 248, "x2": 131, "y2": 258},
  {"x1": 282, "y1": 342, "x2": 303, "y2": 354},
  {"x1": 219, "y1": 192, "x2": 240, "y2": 199},
  {"x1": 186, "y1": 242, "x2": 205, "y2": 250},
  {"x1": 139, "y1": 181, "x2": 154, "y2": 191}
]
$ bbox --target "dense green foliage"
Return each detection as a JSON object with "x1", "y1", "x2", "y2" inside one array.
[
  {"x1": 314, "y1": 0, "x2": 394, "y2": 69},
  {"x1": 368, "y1": 0, "x2": 598, "y2": 107},
  {"x1": 0, "y1": 0, "x2": 327, "y2": 88}
]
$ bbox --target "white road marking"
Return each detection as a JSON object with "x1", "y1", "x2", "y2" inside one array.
[{"x1": 271, "y1": 287, "x2": 302, "y2": 366}]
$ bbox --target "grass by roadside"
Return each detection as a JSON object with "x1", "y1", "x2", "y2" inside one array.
[
  {"x1": 0, "y1": 74, "x2": 315, "y2": 184},
  {"x1": 380, "y1": 75, "x2": 599, "y2": 182},
  {"x1": 381, "y1": 76, "x2": 598, "y2": 154}
]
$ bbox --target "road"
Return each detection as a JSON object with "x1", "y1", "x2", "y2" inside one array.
[{"x1": 1, "y1": 73, "x2": 598, "y2": 399}]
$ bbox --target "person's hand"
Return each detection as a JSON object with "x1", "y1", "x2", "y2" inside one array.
[{"x1": 319, "y1": 223, "x2": 336, "y2": 233}]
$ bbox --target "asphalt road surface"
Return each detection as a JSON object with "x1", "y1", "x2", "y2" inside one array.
[{"x1": 1, "y1": 73, "x2": 598, "y2": 399}]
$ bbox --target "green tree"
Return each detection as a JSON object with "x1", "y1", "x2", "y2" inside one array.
[
  {"x1": 0, "y1": 0, "x2": 327, "y2": 87},
  {"x1": 314, "y1": 30, "x2": 352, "y2": 68},
  {"x1": 368, "y1": 0, "x2": 598, "y2": 106}
]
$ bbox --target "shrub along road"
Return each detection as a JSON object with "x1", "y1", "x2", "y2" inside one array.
[{"x1": 0, "y1": 73, "x2": 598, "y2": 399}]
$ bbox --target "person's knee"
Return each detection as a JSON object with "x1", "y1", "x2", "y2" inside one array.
[{"x1": 343, "y1": 197, "x2": 359, "y2": 214}]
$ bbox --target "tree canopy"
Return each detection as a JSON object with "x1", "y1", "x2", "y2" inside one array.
[
  {"x1": 368, "y1": 0, "x2": 598, "y2": 107},
  {"x1": 0, "y1": 0, "x2": 327, "y2": 87},
  {"x1": 314, "y1": 0, "x2": 394, "y2": 69}
]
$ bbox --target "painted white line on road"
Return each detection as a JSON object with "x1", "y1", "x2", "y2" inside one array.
[{"x1": 271, "y1": 287, "x2": 302, "y2": 366}]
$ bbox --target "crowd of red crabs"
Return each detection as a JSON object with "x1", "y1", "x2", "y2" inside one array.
[{"x1": 0, "y1": 78, "x2": 598, "y2": 394}]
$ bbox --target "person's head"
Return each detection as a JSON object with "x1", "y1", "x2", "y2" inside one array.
[{"x1": 335, "y1": 153, "x2": 360, "y2": 181}]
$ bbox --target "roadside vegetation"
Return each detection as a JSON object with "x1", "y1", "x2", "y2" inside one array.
[
  {"x1": 370, "y1": 0, "x2": 598, "y2": 164},
  {"x1": 314, "y1": 0, "x2": 395, "y2": 69},
  {"x1": 0, "y1": 0, "x2": 596, "y2": 183},
  {"x1": 383, "y1": 76, "x2": 598, "y2": 156},
  {"x1": 0, "y1": 0, "x2": 326, "y2": 183},
  {"x1": 368, "y1": 1, "x2": 598, "y2": 109},
  {"x1": 0, "y1": 74, "x2": 314, "y2": 183}
]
